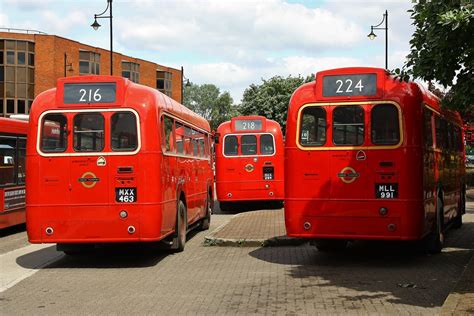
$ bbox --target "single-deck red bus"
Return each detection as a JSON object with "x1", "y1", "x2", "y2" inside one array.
[
  {"x1": 27, "y1": 76, "x2": 214, "y2": 253},
  {"x1": 285, "y1": 67, "x2": 465, "y2": 253},
  {"x1": 215, "y1": 116, "x2": 284, "y2": 211},
  {"x1": 0, "y1": 117, "x2": 27, "y2": 229}
]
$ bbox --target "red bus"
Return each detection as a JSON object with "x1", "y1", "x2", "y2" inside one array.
[
  {"x1": 285, "y1": 67, "x2": 465, "y2": 253},
  {"x1": 26, "y1": 76, "x2": 214, "y2": 253},
  {"x1": 215, "y1": 116, "x2": 284, "y2": 211},
  {"x1": 0, "y1": 117, "x2": 27, "y2": 229}
]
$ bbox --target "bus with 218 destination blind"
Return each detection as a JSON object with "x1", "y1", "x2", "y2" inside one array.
[
  {"x1": 0, "y1": 117, "x2": 27, "y2": 229},
  {"x1": 285, "y1": 67, "x2": 465, "y2": 253},
  {"x1": 215, "y1": 116, "x2": 284, "y2": 211},
  {"x1": 27, "y1": 76, "x2": 214, "y2": 253}
]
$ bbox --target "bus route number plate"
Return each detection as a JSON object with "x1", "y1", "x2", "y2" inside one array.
[
  {"x1": 116, "y1": 188, "x2": 137, "y2": 203},
  {"x1": 375, "y1": 183, "x2": 398, "y2": 199}
]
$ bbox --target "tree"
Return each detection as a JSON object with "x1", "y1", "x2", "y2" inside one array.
[
  {"x1": 398, "y1": 0, "x2": 473, "y2": 119},
  {"x1": 240, "y1": 75, "x2": 314, "y2": 133},
  {"x1": 183, "y1": 83, "x2": 238, "y2": 130}
]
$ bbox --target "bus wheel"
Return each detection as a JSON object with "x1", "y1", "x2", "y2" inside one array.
[
  {"x1": 313, "y1": 239, "x2": 347, "y2": 252},
  {"x1": 172, "y1": 200, "x2": 187, "y2": 252},
  {"x1": 200, "y1": 193, "x2": 212, "y2": 231},
  {"x1": 219, "y1": 201, "x2": 232, "y2": 212},
  {"x1": 453, "y1": 186, "x2": 465, "y2": 229},
  {"x1": 426, "y1": 197, "x2": 444, "y2": 254}
]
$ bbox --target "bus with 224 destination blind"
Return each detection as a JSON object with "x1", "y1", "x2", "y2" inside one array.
[
  {"x1": 284, "y1": 67, "x2": 465, "y2": 253},
  {"x1": 215, "y1": 116, "x2": 284, "y2": 211},
  {"x1": 26, "y1": 76, "x2": 214, "y2": 253},
  {"x1": 0, "y1": 117, "x2": 27, "y2": 229}
]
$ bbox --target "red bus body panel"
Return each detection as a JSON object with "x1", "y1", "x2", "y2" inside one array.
[
  {"x1": 215, "y1": 116, "x2": 284, "y2": 203},
  {"x1": 27, "y1": 76, "x2": 213, "y2": 243},
  {"x1": 285, "y1": 67, "x2": 465, "y2": 241},
  {"x1": 0, "y1": 118, "x2": 28, "y2": 229}
]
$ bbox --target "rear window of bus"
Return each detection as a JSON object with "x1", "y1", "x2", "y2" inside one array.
[
  {"x1": 41, "y1": 113, "x2": 68, "y2": 152},
  {"x1": 224, "y1": 135, "x2": 238, "y2": 156},
  {"x1": 74, "y1": 113, "x2": 104, "y2": 152},
  {"x1": 300, "y1": 107, "x2": 326, "y2": 147},
  {"x1": 241, "y1": 135, "x2": 257, "y2": 155},
  {"x1": 333, "y1": 106, "x2": 364, "y2": 146},
  {"x1": 371, "y1": 104, "x2": 400, "y2": 145},
  {"x1": 111, "y1": 112, "x2": 138, "y2": 151},
  {"x1": 260, "y1": 134, "x2": 275, "y2": 155}
]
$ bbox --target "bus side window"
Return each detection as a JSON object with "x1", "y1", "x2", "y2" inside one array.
[
  {"x1": 241, "y1": 135, "x2": 257, "y2": 155},
  {"x1": 260, "y1": 134, "x2": 274, "y2": 155},
  {"x1": 0, "y1": 136, "x2": 16, "y2": 186},
  {"x1": 41, "y1": 113, "x2": 67, "y2": 152},
  {"x1": 300, "y1": 107, "x2": 326, "y2": 147},
  {"x1": 435, "y1": 116, "x2": 447, "y2": 149},
  {"x1": 111, "y1": 112, "x2": 138, "y2": 151},
  {"x1": 423, "y1": 109, "x2": 433, "y2": 148},
  {"x1": 224, "y1": 135, "x2": 238, "y2": 156},
  {"x1": 175, "y1": 122, "x2": 184, "y2": 154},
  {"x1": 371, "y1": 104, "x2": 400, "y2": 145},
  {"x1": 162, "y1": 115, "x2": 174, "y2": 153},
  {"x1": 184, "y1": 126, "x2": 193, "y2": 156},
  {"x1": 17, "y1": 138, "x2": 26, "y2": 184}
]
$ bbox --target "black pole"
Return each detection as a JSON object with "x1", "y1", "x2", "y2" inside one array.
[
  {"x1": 109, "y1": 0, "x2": 113, "y2": 75},
  {"x1": 385, "y1": 10, "x2": 388, "y2": 70},
  {"x1": 181, "y1": 66, "x2": 184, "y2": 103},
  {"x1": 64, "y1": 53, "x2": 67, "y2": 77}
]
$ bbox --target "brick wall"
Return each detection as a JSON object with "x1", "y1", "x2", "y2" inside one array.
[{"x1": 0, "y1": 31, "x2": 183, "y2": 107}]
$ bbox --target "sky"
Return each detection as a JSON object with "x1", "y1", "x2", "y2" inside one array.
[{"x1": 0, "y1": 0, "x2": 415, "y2": 103}]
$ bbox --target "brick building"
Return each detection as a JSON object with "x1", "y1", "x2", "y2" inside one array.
[{"x1": 0, "y1": 29, "x2": 183, "y2": 117}]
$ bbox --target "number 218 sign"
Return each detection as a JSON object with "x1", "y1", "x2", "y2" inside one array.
[{"x1": 322, "y1": 74, "x2": 377, "y2": 97}]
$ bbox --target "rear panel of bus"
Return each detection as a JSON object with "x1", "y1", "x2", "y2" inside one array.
[
  {"x1": 27, "y1": 77, "x2": 165, "y2": 243},
  {"x1": 215, "y1": 117, "x2": 284, "y2": 203},
  {"x1": 285, "y1": 68, "x2": 426, "y2": 241}
]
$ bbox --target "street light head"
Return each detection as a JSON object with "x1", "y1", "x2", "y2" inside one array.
[
  {"x1": 367, "y1": 30, "x2": 377, "y2": 40},
  {"x1": 185, "y1": 79, "x2": 191, "y2": 87},
  {"x1": 91, "y1": 18, "x2": 101, "y2": 30}
]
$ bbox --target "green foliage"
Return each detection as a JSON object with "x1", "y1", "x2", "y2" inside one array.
[
  {"x1": 183, "y1": 83, "x2": 238, "y2": 130},
  {"x1": 398, "y1": 0, "x2": 473, "y2": 119},
  {"x1": 240, "y1": 74, "x2": 314, "y2": 133}
]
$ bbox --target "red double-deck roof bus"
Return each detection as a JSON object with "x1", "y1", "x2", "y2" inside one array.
[
  {"x1": 27, "y1": 76, "x2": 213, "y2": 253},
  {"x1": 285, "y1": 67, "x2": 465, "y2": 253},
  {"x1": 0, "y1": 117, "x2": 27, "y2": 229},
  {"x1": 215, "y1": 116, "x2": 284, "y2": 211}
]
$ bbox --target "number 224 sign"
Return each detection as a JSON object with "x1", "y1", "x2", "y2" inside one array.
[{"x1": 322, "y1": 74, "x2": 377, "y2": 97}]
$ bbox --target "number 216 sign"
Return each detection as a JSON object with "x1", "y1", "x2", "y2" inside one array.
[{"x1": 322, "y1": 74, "x2": 377, "y2": 97}]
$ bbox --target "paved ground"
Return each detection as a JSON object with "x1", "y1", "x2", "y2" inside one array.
[{"x1": 0, "y1": 198, "x2": 472, "y2": 315}]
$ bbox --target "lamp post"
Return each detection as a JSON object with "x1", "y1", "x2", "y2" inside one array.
[
  {"x1": 367, "y1": 10, "x2": 388, "y2": 69},
  {"x1": 91, "y1": 0, "x2": 113, "y2": 75},
  {"x1": 181, "y1": 66, "x2": 191, "y2": 104}
]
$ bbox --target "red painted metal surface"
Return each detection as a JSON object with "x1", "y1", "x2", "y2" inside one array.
[
  {"x1": 0, "y1": 117, "x2": 28, "y2": 229},
  {"x1": 215, "y1": 116, "x2": 284, "y2": 206},
  {"x1": 285, "y1": 67, "x2": 465, "y2": 241},
  {"x1": 26, "y1": 76, "x2": 213, "y2": 244}
]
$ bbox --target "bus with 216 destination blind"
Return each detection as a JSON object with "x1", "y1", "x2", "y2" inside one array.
[
  {"x1": 0, "y1": 117, "x2": 27, "y2": 229},
  {"x1": 285, "y1": 67, "x2": 465, "y2": 253},
  {"x1": 27, "y1": 76, "x2": 214, "y2": 253},
  {"x1": 215, "y1": 116, "x2": 284, "y2": 211}
]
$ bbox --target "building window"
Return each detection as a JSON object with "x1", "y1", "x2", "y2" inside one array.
[
  {"x1": 79, "y1": 51, "x2": 100, "y2": 75},
  {"x1": 122, "y1": 61, "x2": 140, "y2": 83},
  {"x1": 157, "y1": 71, "x2": 172, "y2": 97},
  {"x1": 0, "y1": 40, "x2": 35, "y2": 117}
]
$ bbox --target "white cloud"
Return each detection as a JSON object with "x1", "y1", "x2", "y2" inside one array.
[
  {"x1": 0, "y1": 13, "x2": 9, "y2": 27},
  {"x1": 116, "y1": 0, "x2": 364, "y2": 56},
  {"x1": 4, "y1": 0, "x2": 53, "y2": 10}
]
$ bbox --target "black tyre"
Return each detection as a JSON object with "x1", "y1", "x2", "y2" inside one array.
[
  {"x1": 200, "y1": 193, "x2": 212, "y2": 231},
  {"x1": 219, "y1": 201, "x2": 232, "y2": 212},
  {"x1": 171, "y1": 200, "x2": 187, "y2": 252},
  {"x1": 313, "y1": 239, "x2": 348, "y2": 252},
  {"x1": 426, "y1": 196, "x2": 444, "y2": 254}
]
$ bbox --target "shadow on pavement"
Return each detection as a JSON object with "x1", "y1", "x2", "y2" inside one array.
[
  {"x1": 0, "y1": 223, "x2": 26, "y2": 237},
  {"x1": 16, "y1": 230, "x2": 202, "y2": 269},
  {"x1": 249, "y1": 222, "x2": 474, "y2": 308},
  {"x1": 214, "y1": 200, "x2": 283, "y2": 215}
]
